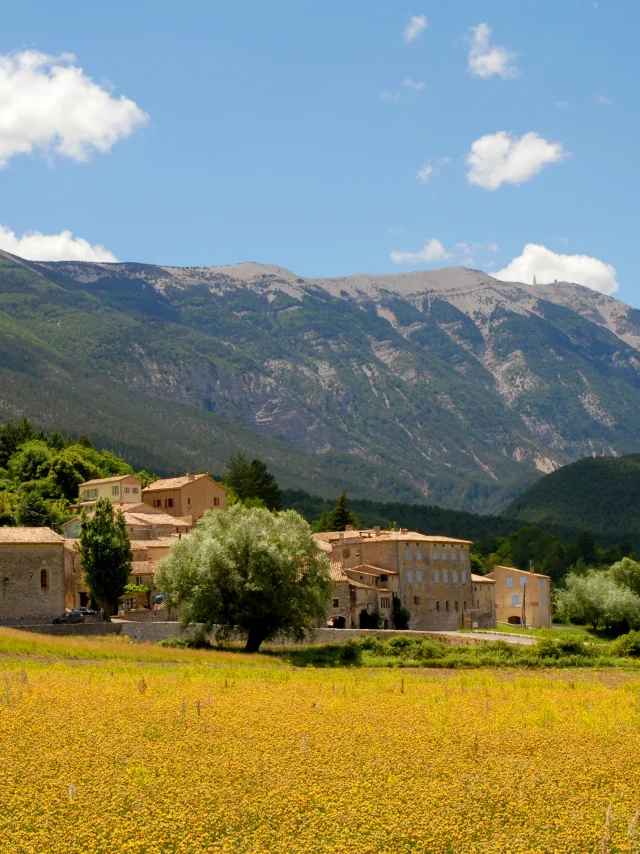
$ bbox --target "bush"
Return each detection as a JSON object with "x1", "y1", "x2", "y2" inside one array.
[{"x1": 609, "y1": 630, "x2": 640, "y2": 658}]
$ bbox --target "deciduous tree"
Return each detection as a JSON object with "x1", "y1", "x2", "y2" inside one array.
[{"x1": 79, "y1": 499, "x2": 132, "y2": 618}]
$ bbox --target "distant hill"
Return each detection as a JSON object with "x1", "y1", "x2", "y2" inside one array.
[
  {"x1": 3, "y1": 249, "x2": 640, "y2": 512},
  {"x1": 506, "y1": 454, "x2": 640, "y2": 543}
]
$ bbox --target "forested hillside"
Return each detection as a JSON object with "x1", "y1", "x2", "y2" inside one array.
[{"x1": 4, "y1": 250, "x2": 640, "y2": 512}]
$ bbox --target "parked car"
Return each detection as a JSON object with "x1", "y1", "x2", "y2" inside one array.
[
  {"x1": 52, "y1": 610, "x2": 85, "y2": 624},
  {"x1": 73, "y1": 606, "x2": 99, "y2": 616}
]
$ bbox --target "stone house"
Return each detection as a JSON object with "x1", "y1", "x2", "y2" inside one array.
[
  {"x1": 142, "y1": 473, "x2": 226, "y2": 522},
  {"x1": 486, "y1": 564, "x2": 552, "y2": 629},
  {"x1": 0, "y1": 528, "x2": 66, "y2": 624},
  {"x1": 471, "y1": 573, "x2": 496, "y2": 629},
  {"x1": 78, "y1": 475, "x2": 143, "y2": 509},
  {"x1": 315, "y1": 527, "x2": 474, "y2": 631}
]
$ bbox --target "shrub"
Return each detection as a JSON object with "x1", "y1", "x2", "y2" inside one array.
[{"x1": 609, "y1": 630, "x2": 640, "y2": 658}]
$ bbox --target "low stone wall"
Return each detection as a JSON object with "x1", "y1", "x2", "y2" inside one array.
[
  {"x1": 119, "y1": 621, "x2": 184, "y2": 642},
  {"x1": 12, "y1": 623, "x2": 123, "y2": 637}
]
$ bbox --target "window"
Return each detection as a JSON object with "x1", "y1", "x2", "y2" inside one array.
[
  {"x1": 187, "y1": 497, "x2": 191, "y2": 507},
  {"x1": 540, "y1": 593, "x2": 549, "y2": 606},
  {"x1": 413, "y1": 596, "x2": 420, "y2": 605},
  {"x1": 436, "y1": 601, "x2": 440, "y2": 611},
  {"x1": 112, "y1": 486, "x2": 120, "y2": 496},
  {"x1": 153, "y1": 499, "x2": 162, "y2": 508},
  {"x1": 452, "y1": 570, "x2": 458, "y2": 584},
  {"x1": 460, "y1": 552, "x2": 467, "y2": 563},
  {"x1": 135, "y1": 576, "x2": 142, "y2": 585},
  {"x1": 434, "y1": 570, "x2": 440, "y2": 584},
  {"x1": 380, "y1": 574, "x2": 388, "y2": 582},
  {"x1": 443, "y1": 571, "x2": 448, "y2": 584},
  {"x1": 416, "y1": 550, "x2": 422, "y2": 561},
  {"x1": 433, "y1": 551, "x2": 439, "y2": 561},
  {"x1": 132, "y1": 487, "x2": 139, "y2": 494},
  {"x1": 406, "y1": 550, "x2": 412, "y2": 561},
  {"x1": 506, "y1": 577, "x2": 514, "y2": 588},
  {"x1": 380, "y1": 597, "x2": 391, "y2": 609},
  {"x1": 441, "y1": 551, "x2": 448, "y2": 561},
  {"x1": 454, "y1": 601, "x2": 459, "y2": 611},
  {"x1": 520, "y1": 576, "x2": 527, "y2": 587},
  {"x1": 445, "y1": 601, "x2": 450, "y2": 611},
  {"x1": 342, "y1": 549, "x2": 350, "y2": 559},
  {"x1": 407, "y1": 570, "x2": 413, "y2": 583},
  {"x1": 213, "y1": 497, "x2": 220, "y2": 507},
  {"x1": 40, "y1": 569, "x2": 48, "y2": 589},
  {"x1": 461, "y1": 571, "x2": 467, "y2": 584},
  {"x1": 124, "y1": 487, "x2": 130, "y2": 494},
  {"x1": 539, "y1": 578, "x2": 545, "y2": 589},
  {"x1": 165, "y1": 498, "x2": 174, "y2": 508},
  {"x1": 451, "y1": 550, "x2": 457, "y2": 561},
  {"x1": 416, "y1": 570, "x2": 422, "y2": 583},
  {"x1": 511, "y1": 594, "x2": 522, "y2": 607},
  {"x1": 332, "y1": 598, "x2": 340, "y2": 608}
]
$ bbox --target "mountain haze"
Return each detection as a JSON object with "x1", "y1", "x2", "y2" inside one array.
[{"x1": 2, "y1": 250, "x2": 640, "y2": 512}]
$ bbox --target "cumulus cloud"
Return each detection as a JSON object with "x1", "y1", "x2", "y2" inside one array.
[
  {"x1": 0, "y1": 225, "x2": 118, "y2": 262},
  {"x1": 403, "y1": 77, "x2": 426, "y2": 91},
  {"x1": 417, "y1": 163, "x2": 434, "y2": 183},
  {"x1": 466, "y1": 131, "x2": 566, "y2": 190},
  {"x1": 594, "y1": 93, "x2": 613, "y2": 106},
  {"x1": 390, "y1": 238, "x2": 453, "y2": 265},
  {"x1": 403, "y1": 15, "x2": 428, "y2": 43},
  {"x1": 0, "y1": 50, "x2": 148, "y2": 167},
  {"x1": 379, "y1": 89, "x2": 400, "y2": 101},
  {"x1": 495, "y1": 243, "x2": 618, "y2": 295},
  {"x1": 467, "y1": 23, "x2": 519, "y2": 79},
  {"x1": 437, "y1": 156, "x2": 452, "y2": 166}
]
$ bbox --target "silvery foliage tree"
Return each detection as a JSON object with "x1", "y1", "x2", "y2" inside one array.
[
  {"x1": 555, "y1": 568, "x2": 640, "y2": 631},
  {"x1": 155, "y1": 505, "x2": 331, "y2": 651}
]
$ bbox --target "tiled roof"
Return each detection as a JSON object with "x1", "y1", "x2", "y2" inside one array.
[
  {"x1": 0, "y1": 527, "x2": 64, "y2": 544},
  {"x1": 122, "y1": 511, "x2": 192, "y2": 529},
  {"x1": 130, "y1": 561, "x2": 157, "y2": 576},
  {"x1": 142, "y1": 473, "x2": 224, "y2": 493},
  {"x1": 350, "y1": 564, "x2": 398, "y2": 576},
  {"x1": 344, "y1": 567, "x2": 379, "y2": 577},
  {"x1": 348, "y1": 579, "x2": 378, "y2": 590},
  {"x1": 471, "y1": 573, "x2": 495, "y2": 583},
  {"x1": 329, "y1": 561, "x2": 349, "y2": 582},
  {"x1": 493, "y1": 564, "x2": 551, "y2": 580},
  {"x1": 313, "y1": 530, "x2": 472, "y2": 545},
  {"x1": 79, "y1": 474, "x2": 140, "y2": 487}
]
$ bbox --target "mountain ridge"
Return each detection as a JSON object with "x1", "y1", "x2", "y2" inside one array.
[{"x1": 2, "y1": 249, "x2": 640, "y2": 512}]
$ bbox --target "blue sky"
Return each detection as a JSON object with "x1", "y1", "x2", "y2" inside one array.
[{"x1": 1, "y1": 0, "x2": 638, "y2": 304}]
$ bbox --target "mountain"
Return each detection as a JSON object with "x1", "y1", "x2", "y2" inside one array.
[
  {"x1": 2, "y1": 249, "x2": 640, "y2": 512},
  {"x1": 506, "y1": 454, "x2": 640, "y2": 543}
]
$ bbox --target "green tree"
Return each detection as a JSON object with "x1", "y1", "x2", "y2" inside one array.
[
  {"x1": 222, "y1": 454, "x2": 282, "y2": 510},
  {"x1": 470, "y1": 552, "x2": 485, "y2": 575},
  {"x1": 555, "y1": 569, "x2": 640, "y2": 633},
  {"x1": 79, "y1": 498, "x2": 133, "y2": 618},
  {"x1": 392, "y1": 596, "x2": 410, "y2": 630},
  {"x1": 16, "y1": 492, "x2": 51, "y2": 527},
  {"x1": 0, "y1": 418, "x2": 34, "y2": 468},
  {"x1": 328, "y1": 490, "x2": 358, "y2": 531},
  {"x1": 576, "y1": 531, "x2": 598, "y2": 566},
  {"x1": 155, "y1": 505, "x2": 331, "y2": 652},
  {"x1": 7, "y1": 440, "x2": 52, "y2": 483},
  {"x1": 610, "y1": 557, "x2": 640, "y2": 597}
]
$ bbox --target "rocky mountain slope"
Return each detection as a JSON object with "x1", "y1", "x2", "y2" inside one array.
[{"x1": 2, "y1": 250, "x2": 640, "y2": 512}]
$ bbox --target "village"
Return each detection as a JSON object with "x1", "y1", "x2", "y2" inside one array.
[{"x1": 0, "y1": 470, "x2": 552, "y2": 635}]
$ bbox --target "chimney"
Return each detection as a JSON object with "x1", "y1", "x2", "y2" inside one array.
[
  {"x1": 188, "y1": 473, "x2": 197, "y2": 482},
  {"x1": 401, "y1": 528, "x2": 408, "y2": 534},
  {"x1": 345, "y1": 525, "x2": 353, "y2": 533},
  {"x1": 373, "y1": 526, "x2": 381, "y2": 537}
]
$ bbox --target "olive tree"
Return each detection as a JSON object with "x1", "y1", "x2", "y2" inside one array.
[
  {"x1": 555, "y1": 569, "x2": 640, "y2": 632},
  {"x1": 155, "y1": 505, "x2": 331, "y2": 651}
]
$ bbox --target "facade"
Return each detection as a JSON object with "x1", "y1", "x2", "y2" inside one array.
[
  {"x1": 315, "y1": 527, "x2": 474, "y2": 631},
  {"x1": 78, "y1": 475, "x2": 142, "y2": 508},
  {"x1": 471, "y1": 573, "x2": 496, "y2": 629},
  {"x1": 487, "y1": 564, "x2": 552, "y2": 629},
  {"x1": 0, "y1": 528, "x2": 66, "y2": 624},
  {"x1": 142, "y1": 473, "x2": 226, "y2": 521}
]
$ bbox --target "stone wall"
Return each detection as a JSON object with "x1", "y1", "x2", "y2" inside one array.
[
  {"x1": 0, "y1": 544, "x2": 66, "y2": 624},
  {"x1": 14, "y1": 623, "x2": 123, "y2": 636}
]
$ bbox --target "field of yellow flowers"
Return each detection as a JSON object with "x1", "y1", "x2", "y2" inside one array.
[{"x1": 0, "y1": 634, "x2": 639, "y2": 853}]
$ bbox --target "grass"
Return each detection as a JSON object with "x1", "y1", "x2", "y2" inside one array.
[{"x1": 492, "y1": 622, "x2": 612, "y2": 642}]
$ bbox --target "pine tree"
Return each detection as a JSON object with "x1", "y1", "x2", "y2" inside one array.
[
  {"x1": 222, "y1": 454, "x2": 282, "y2": 510},
  {"x1": 328, "y1": 490, "x2": 358, "y2": 531},
  {"x1": 79, "y1": 499, "x2": 132, "y2": 618},
  {"x1": 16, "y1": 493, "x2": 50, "y2": 527}
]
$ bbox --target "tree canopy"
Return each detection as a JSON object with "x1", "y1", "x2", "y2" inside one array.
[
  {"x1": 222, "y1": 453, "x2": 282, "y2": 510},
  {"x1": 155, "y1": 505, "x2": 331, "y2": 651},
  {"x1": 555, "y1": 567, "x2": 640, "y2": 633},
  {"x1": 78, "y1": 498, "x2": 133, "y2": 616}
]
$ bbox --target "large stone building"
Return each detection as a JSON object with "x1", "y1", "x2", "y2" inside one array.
[
  {"x1": 487, "y1": 564, "x2": 552, "y2": 629},
  {"x1": 315, "y1": 527, "x2": 475, "y2": 631},
  {"x1": 142, "y1": 473, "x2": 226, "y2": 521},
  {"x1": 0, "y1": 528, "x2": 66, "y2": 624}
]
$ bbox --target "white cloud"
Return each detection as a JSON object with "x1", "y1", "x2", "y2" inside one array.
[
  {"x1": 387, "y1": 225, "x2": 402, "y2": 234},
  {"x1": 594, "y1": 93, "x2": 613, "y2": 106},
  {"x1": 379, "y1": 89, "x2": 400, "y2": 101},
  {"x1": 554, "y1": 100, "x2": 569, "y2": 108},
  {"x1": 0, "y1": 225, "x2": 118, "y2": 262},
  {"x1": 495, "y1": 243, "x2": 618, "y2": 295},
  {"x1": 390, "y1": 238, "x2": 453, "y2": 265},
  {"x1": 437, "y1": 156, "x2": 452, "y2": 166},
  {"x1": 467, "y1": 23, "x2": 519, "y2": 79},
  {"x1": 0, "y1": 50, "x2": 148, "y2": 168},
  {"x1": 417, "y1": 163, "x2": 434, "y2": 183},
  {"x1": 403, "y1": 15, "x2": 428, "y2": 43},
  {"x1": 466, "y1": 131, "x2": 566, "y2": 190},
  {"x1": 403, "y1": 77, "x2": 426, "y2": 91}
]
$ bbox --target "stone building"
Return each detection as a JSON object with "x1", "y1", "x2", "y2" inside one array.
[
  {"x1": 78, "y1": 474, "x2": 143, "y2": 509},
  {"x1": 0, "y1": 528, "x2": 66, "y2": 624},
  {"x1": 471, "y1": 573, "x2": 496, "y2": 629},
  {"x1": 487, "y1": 564, "x2": 552, "y2": 629},
  {"x1": 314, "y1": 527, "x2": 474, "y2": 631},
  {"x1": 142, "y1": 473, "x2": 226, "y2": 522}
]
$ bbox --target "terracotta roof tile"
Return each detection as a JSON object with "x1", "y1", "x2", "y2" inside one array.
[
  {"x1": 0, "y1": 527, "x2": 64, "y2": 544},
  {"x1": 471, "y1": 573, "x2": 495, "y2": 583},
  {"x1": 142, "y1": 474, "x2": 224, "y2": 493},
  {"x1": 79, "y1": 475, "x2": 140, "y2": 487}
]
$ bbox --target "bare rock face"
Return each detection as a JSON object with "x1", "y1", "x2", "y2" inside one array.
[{"x1": 3, "y1": 248, "x2": 640, "y2": 512}]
